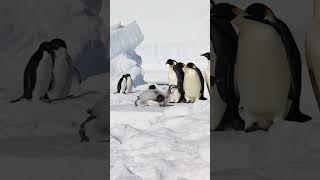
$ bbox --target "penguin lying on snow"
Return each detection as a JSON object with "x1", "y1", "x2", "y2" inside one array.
[
  {"x1": 117, "y1": 74, "x2": 132, "y2": 94},
  {"x1": 135, "y1": 85, "x2": 177, "y2": 107},
  {"x1": 11, "y1": 42, "x2": 54, "y2": 103},
  {"x1": 182, "y1": 63, "x2": 207, "y2": 103},
  {"x1": 79, "y1": 94, "x2": 108, "y2": 142}
]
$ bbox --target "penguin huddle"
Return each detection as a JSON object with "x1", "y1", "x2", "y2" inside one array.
[
  {"x1": 211, "y1": 2, "x2": 312, "y2": 132},
  {"x1": 11, "y1": 38, "x2": 77, "y2": 103},
  {"x1": 116, "y1": 74, "x2": 133, "y2": 94},
  {"x1": 166, "y1": 57, "x2": 209, "y2": 103}
]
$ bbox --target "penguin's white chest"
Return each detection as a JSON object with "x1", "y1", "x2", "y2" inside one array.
[
  {"x1": 306, "y1": 23, "x2": 320, "y2": 98},
  {"x1": 120, "y1": 78, "x2": 127, "y2": 93},
  {"x1": 184, "y1": 69, "x2": 201, "y2": 100},
  {"x1": 125, "y1": 77, "x2": 132, "y2": 93},
  {"x1": 168, "y1": 68, "x2": 178, "y2": 85},
  {"x1": 49, "y1": 48, "x2": 72, "y2": 99},
  {"x1": 236, "y1": 21, "x2": 290, "y2": 127},
  {"x1": 205, "y1": 62, "x2": 210, "y2": 89},
  {"x1": 33, "y1": 52, "x2": 53, "y2": 99}
]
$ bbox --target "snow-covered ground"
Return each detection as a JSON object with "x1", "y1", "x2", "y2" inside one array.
[
  {"x1": 110, "y1": 71, "x2": 210, "y2": 180},
  {"x1": 213, "y1": 0, "x2": 320, "y2": 179}
]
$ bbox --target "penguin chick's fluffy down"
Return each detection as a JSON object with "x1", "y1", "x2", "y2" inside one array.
[{"x1": 135, "y1": 85, "x2": 177, "y2": 107}]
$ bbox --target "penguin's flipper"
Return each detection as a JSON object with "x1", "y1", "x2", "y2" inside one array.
[
  {"x1": 49, "y1": 75, "x2": 55, "y2": 91},
  {"x1": 72, "y1": 65, "x2": 83, "y2": 84}
]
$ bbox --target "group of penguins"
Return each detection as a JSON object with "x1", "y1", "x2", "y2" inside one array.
[
  {"x1": 211, "y1": 1, "x2": 313, "y2": 132},
  {"x1": 116, "y1": 53, "x2": 211, "y2": 107},
  {"x1": 9, "y1": 38, "x2": 107, "y2": 142}
]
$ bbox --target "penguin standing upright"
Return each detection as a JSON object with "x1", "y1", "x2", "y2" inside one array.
[
  {"x1": 306, "y1": 0, "x2": 320, "y2": 111},
  {"x1": 48, "y1": 38, "x2": 78, "y2": 100},
  {"x1": 211, "y1": 3, "x2": 244, "y2": 131},
  {"x1": 117, "y1": 74, "x2": 132, "y2": 94},
  {"x1": 182, "y1": 63, "x2": 204, "y2": 103},
  {"x1": 11, "y1": 42, "x2": 54, "y2": 103},
  {"x1": 226, "y1": 4, "x2": 291, "y2": 131},
  {"x1": 166, "y1": 59, "x2": 178, "y2": 85},
  {"x1": 245, "y1": 3, "x2": 311, "y2": 122},
  {"x1": 201, "y1": 52, "x2": 211, "y2": 93}
]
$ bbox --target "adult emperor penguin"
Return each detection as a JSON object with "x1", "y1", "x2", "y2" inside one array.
[
  {"x1": 48, "y1": 38, "x2": 79, "y2": 100},
  {"x1": 182, "y1": 63, "x2": 205, "y2": 103},
  {"x1": 306, "y1": 0, "x2": 320, "y2": 111},
  {"x1": 201, "y1": 52, "x2": 210, "y2": 93},
  {"x1": 11, "y1": 42, "x2": 54, "y2": 103},
  {"x1": 117, "y1": 74, "x2": 132, "y2": 94},
  {"x1": 171, "y1": 62, "x2": 186, "y2": 103},
  {"x1": 245, "y1": 3, "x2": 311, "y2": 123},
  {"x1": 227, "y1": 4, "x2": 292, "y2": 131},
  {"x1": 166, "y1": 59, "x2": 178, "y2": 85},
  {"x1": 211, "y1": 3, "x2": 244, "y2": 131}
]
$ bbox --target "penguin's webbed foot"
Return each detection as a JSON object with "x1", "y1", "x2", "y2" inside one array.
[{"x1": 286, "y1": 112, "x2": 312, "y2": 123}]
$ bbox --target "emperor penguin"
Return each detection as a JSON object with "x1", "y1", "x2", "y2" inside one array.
[
  {"x1": 48, "y1": 38, "x2": 80, "y2": 100},
  {"x1": 166, "y1": 59, "x2": 178, "y2": 85},
  {"x1": 227, "y1": 4, "x2": 291, "y2": 131},
  {"x1": 201, "y1": 52, "x2": 211, "y2": 93},
  {"x1": 182, "y1": 63, "x2": 204, "y2": 103},
  {"x1": 211, "y1": 3, "x2": 244, "y2": 131},
  {"x1": 306, "y1": 0, "x2": 320, "y2": 111},
  {"x1": 135, "y1": 85, "x2": 177, "y2": 107},
  {"x1": 11, "y1": 42, "x2": 54, "y2": 103},
  {"x1": 79, "y1": 94, "x2": 108, "y2": 142},
  {"x1": 171, "y1": 62, "x2": 186, "y2": 103},
  {"x1": 117, "y1": 74, "x2": 132, "y2": 94},
  {"x1": 245, "y1": 3, "x2": 311, "y2": 123}
]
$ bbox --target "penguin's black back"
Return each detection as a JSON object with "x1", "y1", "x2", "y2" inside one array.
[
  {"x1": 193, "y1": 65, "x2": 206, "y2": 100},
  {"x1": 117, "y1": 76, "x2": 125, "y2": 93},
  {"x1": 173, "y1": 63, "x2": 185, "y2": 95},
  {"x1": 23, "y1": 50, "x2": 44, "y2": 99}
]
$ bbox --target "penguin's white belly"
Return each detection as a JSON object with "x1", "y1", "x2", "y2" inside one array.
[
  {"x1": 205, "y1": 66, "x2": 210, "y2": 90},
  {"x1": 33, "y1": 53, "x2": 53, "y2": 99},
  {"x1": 125, "y1": 77, "x2": 132, "y2": 93},
  {"x1": 306, "y1": 24, "x2": 320, "y2": 96},
  {"x1": 49, "y1": 56, "x2": 72, "y2": 99},
  {"x1": 212, "y1": 85, "x2": 227, "y2": 130},
  {"x1": 236, "y1": 22, "x2": 290, "y2": 126},
  {"x1": 170, "y1": 88, "x2": 181, "y2": 102},
  {"x1": 184, "y1": 70, "x2": 201, "y2": 100},
  {"x1": 168, "y1": 69, "x2": 178, "y2": 85}
]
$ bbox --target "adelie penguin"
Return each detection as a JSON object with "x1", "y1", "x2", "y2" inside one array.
[
  {"x1": 11, "y1": 42, "x2": 54, "y2": 103},
  {"x1": 182, "y1": 63, "x2": 207, "y2": 103},
  {"x1": 245, "y1": 3, "x2": 311, "y2": 123},
  {"x1": 48, "y1": 38, "x2": 81, "y2": 100},
  {"x1": 306, "y1": 0, "x2": 320, "y2": 112},
  {"x1": 201, "y1": 52, "x2": 211, "y2": 93},
  {"x1": 166, "y1": 60, "x2": 186, "y2": 103},
  {"x1": 117, "y1": 74, "x2": 132, "y2": 94}
]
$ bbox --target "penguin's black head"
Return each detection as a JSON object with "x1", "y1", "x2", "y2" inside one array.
[
  {"x1": 124, "y1": 74, "x2": 131, "y2": 78},
  {"x1": 168, "y1": 85, "x2": 177, "y2": 93},
  {"x1": 39, "y1": 42, "x2": 53, "y2": 53},
  {"x1": 166, "y1": 59, "x2": 177, "y2": 66},
  {"x1": 210, "y1": 0, "x2": 215, "y2": 11},
  {"x1": 201, "y1": 52, "x2": 210, "y2": 60},
  {"x1": 212, "y1": 3, "x2": 241, "y2": 21},
  {"x1": 245, "y1": 3, "x2": 274, "y2": 21},
  {"x1": 148, "y1": 85, "x2": 157, "y2": 90},
  {"x1": 174, "y1": 62, "x2": 185, "y2": 69},
  {"x1": 186, "y1": 62, "x2": 196, "y2": 69},
  {"x1": 50, "y1": 38, "x2": 67, "y2": 50}
]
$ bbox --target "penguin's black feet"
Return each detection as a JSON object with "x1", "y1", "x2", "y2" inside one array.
[
  {"x1": 286, "y1": 112, "x2": 312, "y2": 123},
  {"x1": 199, "y1": 96, "x2": 207, "y2": 100},
  {"x1": 245, "y1": 124, "x2": 269, "y2": 133}
]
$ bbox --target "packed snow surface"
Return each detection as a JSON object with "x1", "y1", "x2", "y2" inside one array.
[{"x1": 110, "y1": 71, "x2": 210, "y2": 180}]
